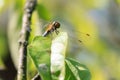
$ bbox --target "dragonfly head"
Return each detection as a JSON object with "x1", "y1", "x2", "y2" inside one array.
[{"x1": 53, "y1": 21, "x2": 60, "y2": 28}]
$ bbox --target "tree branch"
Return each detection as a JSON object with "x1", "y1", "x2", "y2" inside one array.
[{"x1": 17, "y1": 0, "x2": 37, "y2": 80}]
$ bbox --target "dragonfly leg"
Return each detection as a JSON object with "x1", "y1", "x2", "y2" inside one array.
[{"x1": 55, "y1": 30, "x2": 59, "y2": 35}]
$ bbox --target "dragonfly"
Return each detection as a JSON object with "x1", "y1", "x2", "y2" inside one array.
[
  {"x1": 40, "y1": 21, "x2": 95, "y2": 55},
  {"x1": 42, "y1": 21, "x2": 60, "y2": 37},
  {"x1": 41, "y1": 21, "x2": 91, "y2": 45}
]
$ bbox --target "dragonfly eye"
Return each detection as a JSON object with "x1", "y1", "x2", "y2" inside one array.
[{"x1": 54, "y1": 22, "x2": 60, "y2": 28}]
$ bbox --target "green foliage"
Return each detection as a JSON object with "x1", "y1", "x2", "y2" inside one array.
[
  {"x1": 28, "y1": 36, "x2": 52, "y2": 80},
  {"x1": 51, "y1": 32, "x2": 68, "y2": 80},
  {"x1": 1, "y1": 0, "x2": 120, "y2": 80},
  {"x1": 14, "y1": 0, "x2": 24, "y2": 11},
  {"x1": 37, "y1": 4, "x2": 52, "y2": 20},
  {"x1": 28, "y1": 32, "x2": 91, "y2": 80},
  {"x1": 0, "y1": 33, "x2": 7, "y2": 67},
  {"x1": 65, "y1": 58, "x2": 91, "y2": 80}
]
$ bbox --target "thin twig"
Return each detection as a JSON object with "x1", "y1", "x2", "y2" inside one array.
[
  {"x1": 32, "y1": 73, "x2": 41, "y2": 80},
  {"x1": 17, "y1": 0, "x2": 37, "y2": 80}
]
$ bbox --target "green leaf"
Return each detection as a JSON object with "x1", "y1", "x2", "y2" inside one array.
[
  {"x1": 65, "y1": 58, "x2": 91, "y2": 80},
  {"x1": 37, "y1": 4, "x2": 52, "y2": 20},
  {"x1": 51, "y1": 32, "x2": 68, "y2": 80},
  {"x1": 28, "y1": 36, "x2": 52, "y2": 80},
  {"x1": 14, "y1": 0, "x2": 24, "y2": 11}
]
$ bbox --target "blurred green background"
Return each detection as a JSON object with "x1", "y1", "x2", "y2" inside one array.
[{"x1": 0, "y1": 0, "x2": 120, "y2": 80}]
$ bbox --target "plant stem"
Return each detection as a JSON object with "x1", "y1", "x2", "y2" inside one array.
[
  {"x1": 17, "y1": 0, "x2": 37, "y2": 80},
  {"x1": 32, "y1": 73, "x2": 41, "y2": 80}
]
